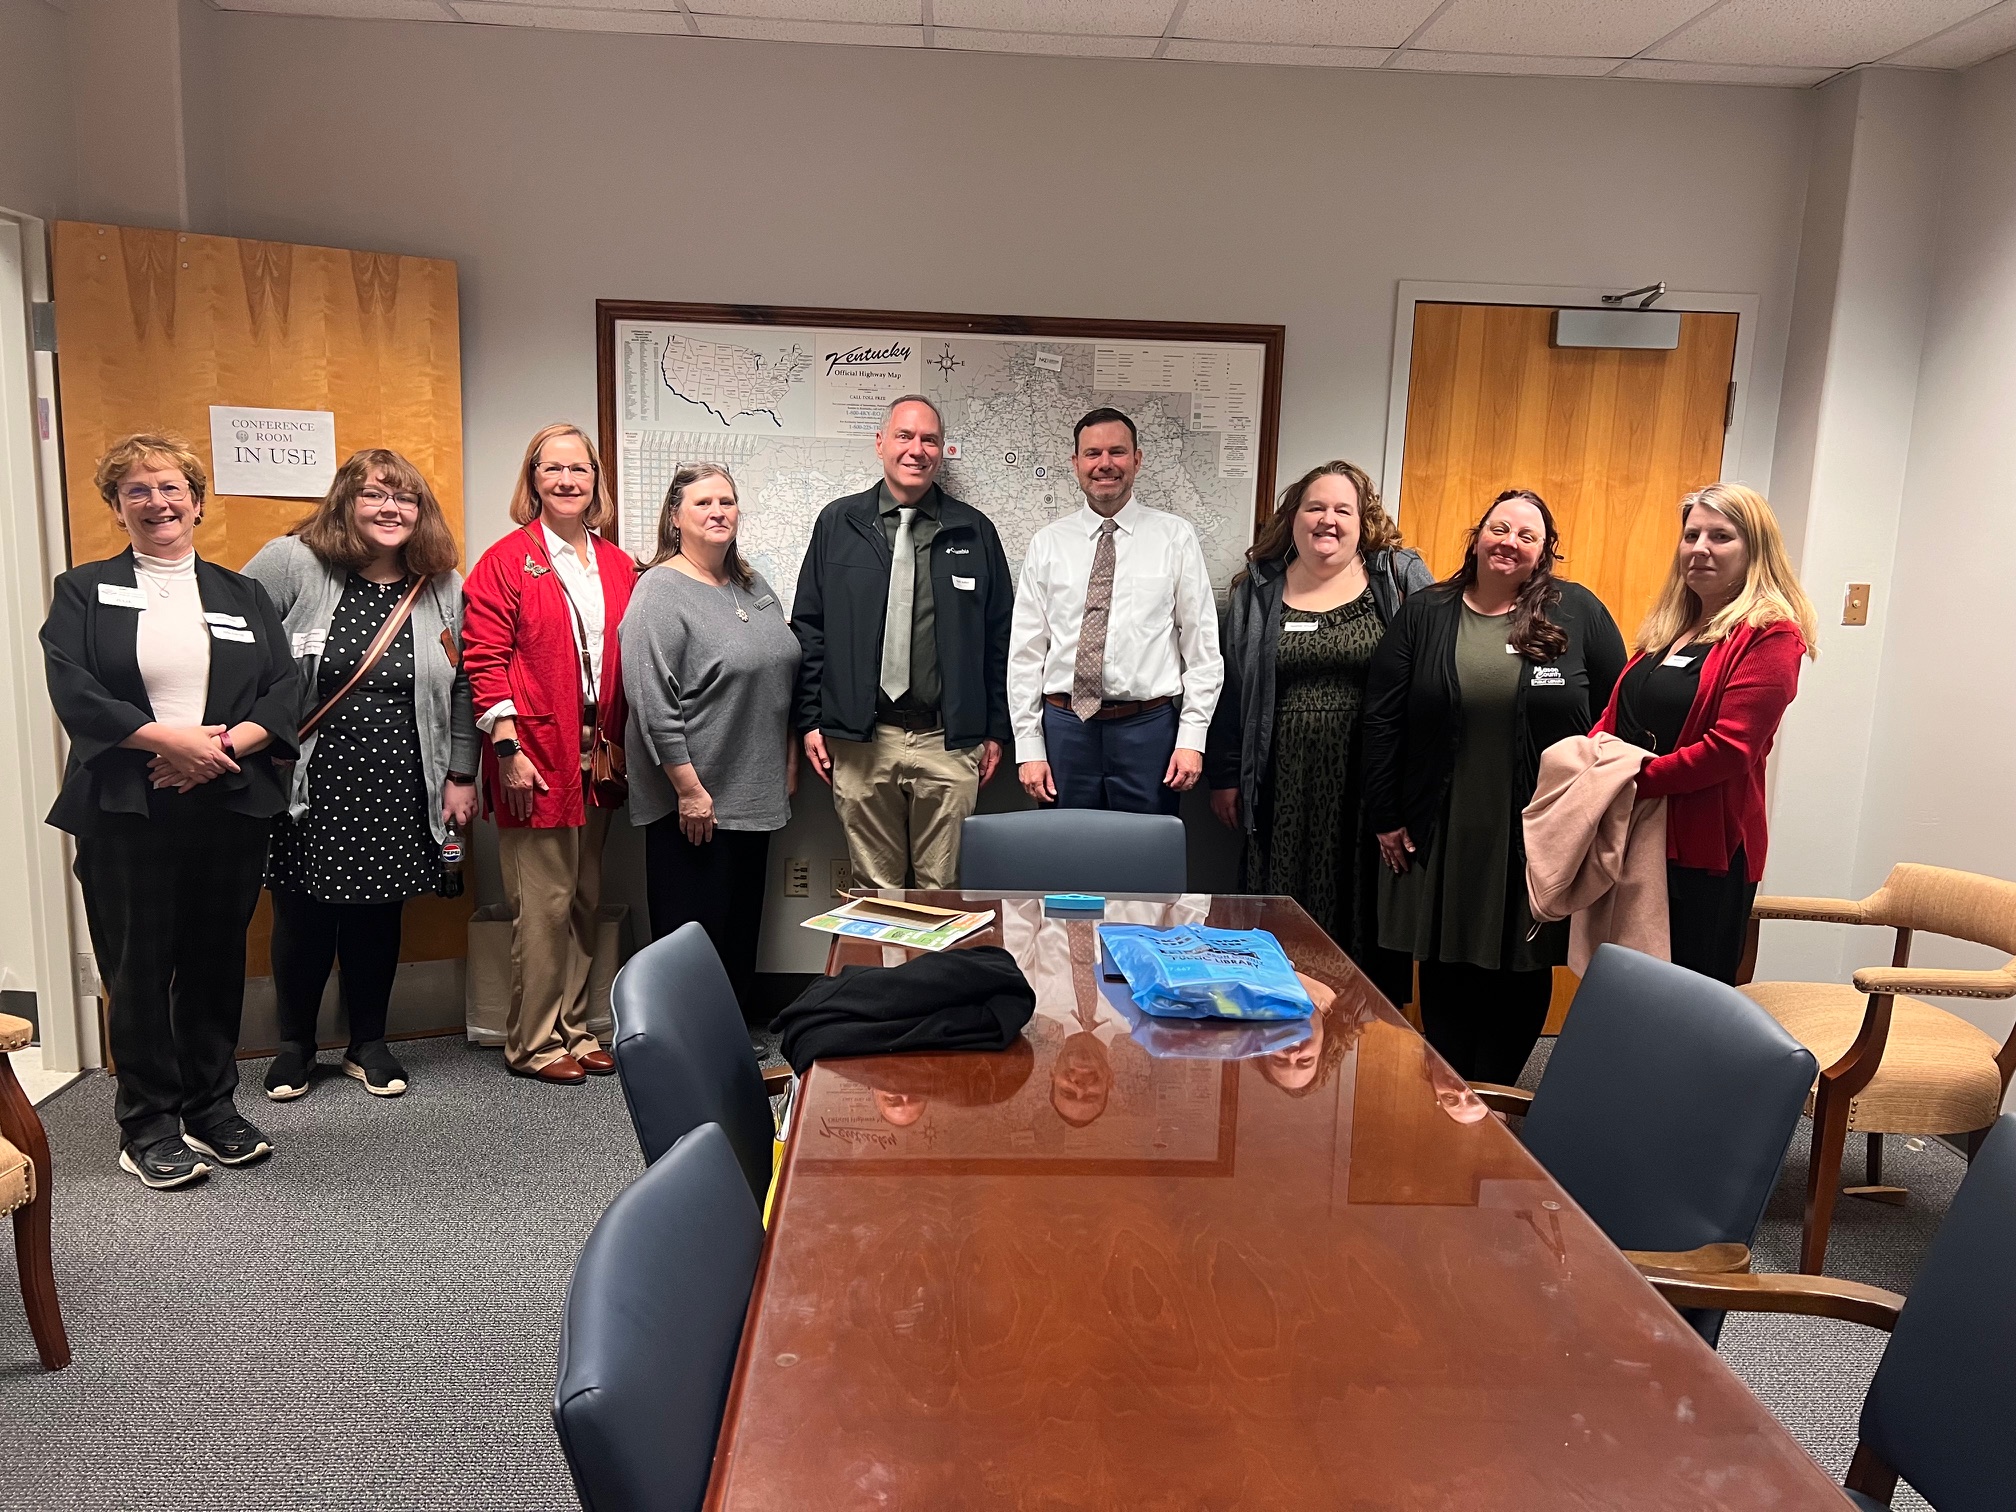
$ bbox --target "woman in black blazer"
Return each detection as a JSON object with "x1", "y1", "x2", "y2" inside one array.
[
  {"x1": 41, "y1": 435, "x2": 301, "y2": 1190},
  {"x1": 1361, "y1": 489, "x2": 1625, "y2": 1086}
]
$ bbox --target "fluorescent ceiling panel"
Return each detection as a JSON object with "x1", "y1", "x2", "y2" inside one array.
[
  {"x1": 1885, "y1": 0, "x2": 2016, "y2": 65},
  {"x1": 217, "y1": 0, "x2": 451, "y2": 16},
  {"x1": 455, "y1": 2, "x2": 692, "y2": 27},
  {"x1": 1414, "y1": 0, "x2": 1714, "y2": 58},
  {"x1": 1613, "y1": 57, "x2": 1834, "y2": 83},
  {"x1": 1161, "y1": 37, "x2": 1393, "y2": 65},
  {"x1": 687, "y1": 0, "x2": 917, "y2": 19},
  {"x1": 1175, "y1": 0, "x2": 1443, "y2": 48},
  {"x1": 1652, "y1": 0, "x2": 1988, "y2": 67},
  {"x1": 692, "y1": 12, "x2": 921, "y2": 41},
  {"x1": 1392, "y1": 48, "x2": 1619, "y2": 72},
  {"x1": 935, "y1": 28, "x2": 1160, "y2": 54},
  {"x1": 933, "y1": 0, "x2": 1172, "y2": 34}
]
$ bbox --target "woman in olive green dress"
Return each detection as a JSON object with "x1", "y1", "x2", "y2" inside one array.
[{"x1": 1205, "y1": 460, "x2": 1430, "y2": 1008}]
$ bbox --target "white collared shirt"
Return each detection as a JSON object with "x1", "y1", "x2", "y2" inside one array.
[
  {"x1": 1007, "y1": 496, "x2": 1223, "y2": 763},
  {"x1": 476, "y1": 520, "x2": 607, "y2": 733}
]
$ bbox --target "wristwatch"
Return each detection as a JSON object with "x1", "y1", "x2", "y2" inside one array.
[
  {"x1": 493, "y1": 739, "x2": 522, "y2": 760},
  {"x1": 446, "y1": 771, "x2": 476, "y2": 785}
]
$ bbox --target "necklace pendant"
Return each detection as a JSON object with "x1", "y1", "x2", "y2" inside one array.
[{"x1": 736, "y1": 606, "x2": 749, "y2": 622}]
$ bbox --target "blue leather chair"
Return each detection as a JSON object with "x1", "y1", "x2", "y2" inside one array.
[
  {"x1": 1649, "y1": 1113, "x2": 2016, "y2": 1511},
  {"x1": 958, "y1": 810, "x2": 1187, "y2": 893},
  {"x1": 554, "y1": 1122, "x2": 762, "y2": 1512},
  {"x1": 609, "y1": 922, "x2": 789, "y2": 1201},
  {"x1": 1475, "y1": 944, "x2": 1818, "y2": 1340}
]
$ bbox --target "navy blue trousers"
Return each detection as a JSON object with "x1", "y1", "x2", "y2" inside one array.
[{"x1": 1040, "y1": 701, "x2": 1181, "y2": 814}]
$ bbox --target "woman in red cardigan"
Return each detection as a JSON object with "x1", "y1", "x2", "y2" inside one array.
[
  {"x1": 1596, "y1": 482, "x2": 1817, "y2": 983},
  {"x1": 462, "y1": 424, "x2": 636, "y2": 1084}
]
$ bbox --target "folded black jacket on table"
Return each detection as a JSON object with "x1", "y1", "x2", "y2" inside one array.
[{"x1": 773, "y1": 946, "x2": 1036, "y2": 1075}]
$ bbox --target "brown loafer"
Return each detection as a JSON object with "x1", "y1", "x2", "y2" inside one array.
[
  {"x1": 511, "y1": 1054, "x2": 586, "y2": 1085},
  {"x1": 577, "y1": 1049, "x2": 616, "y2": 1076}
]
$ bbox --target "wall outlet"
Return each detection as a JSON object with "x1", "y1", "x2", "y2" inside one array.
[
  {"x1": 1842, "y1": 582, "x2": 1871, "y2": 626},
  {"x1": 830, "y1": 858, "x2": 854, "y2": 898},
  {"x1": 785, "y1": 858, "x2": 810, "y2": 898}
]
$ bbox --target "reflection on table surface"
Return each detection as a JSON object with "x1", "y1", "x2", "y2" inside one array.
[{"x1": 707, "y1": 893, "x2": 1845, "y2": 1512}]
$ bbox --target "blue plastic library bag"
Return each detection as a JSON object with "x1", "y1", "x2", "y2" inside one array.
[{"x1": 1097, "y1": 924, "x2": 1315, "y2": 1021}]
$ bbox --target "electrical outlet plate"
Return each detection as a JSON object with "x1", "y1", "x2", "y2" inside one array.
[
  {"x1": 785, "y1": 858, "x2": 810, "y2": 898},
  {"x1": 1842, "y1": 583, "x2": 1871, "y2": 626},
  {"x1": 830, "y1": 858, "x2": 854, "y2": 898}
]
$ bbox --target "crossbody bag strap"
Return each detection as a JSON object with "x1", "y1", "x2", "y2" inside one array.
[
  {"x1": 299, "y1": 573, "x2": 432, "y2": 741},
  {"x1": 560, "y1": 585, "x2": 599, "y2": 718}
]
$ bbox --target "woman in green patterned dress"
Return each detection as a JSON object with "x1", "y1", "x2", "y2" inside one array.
[{"x1": 1206, "y1": 461, "x2": 1430, "y2": 1008}]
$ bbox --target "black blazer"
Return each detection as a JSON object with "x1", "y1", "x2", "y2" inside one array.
[
  {"x1": 1361, "y1": 580, "x2": 1626, "y2": 845},
  {"x1": 41, "y1": 550, "x2": 303, "y2": 836},
  {"x1": 790, "y1": 486, "x2": 1013, "y2": 750}
]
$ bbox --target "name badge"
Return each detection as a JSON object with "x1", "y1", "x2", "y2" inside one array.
[
  {"x1": 210, "y1": 625, "x2": 256, "y2": 643},
  {"x1": 1284, "y1": 622, "x2": 1319, "y2": 633},
  {"x1": 204, "y1": 611, "x2": 248, "y2": 628},
  {"x1": 753, "y1": 594, "x2": 776, "y2": 611},
  {"x1": 951, "y1": 576, "x2": 976, "y2": 591},
  {"x1": 1506, "y1": 643, "x2": 1522, "y2": 654},
  {"x1": 291, "y1": 628, "x2": 328, "y2": 658},
  {"x1": 98, "y1": 583, "x2": 146, "y2": 608},
  {"x1": 1662, "y1": 652, "x2": 1695, "y2": 668},
  {"x1": 1531, "y1": 666, "x2": 1566, "y2": 687}
]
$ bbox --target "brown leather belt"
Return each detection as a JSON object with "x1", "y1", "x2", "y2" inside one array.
[{"x1": 1045, "y1": 693, "x2": 1172, "y2": 722}]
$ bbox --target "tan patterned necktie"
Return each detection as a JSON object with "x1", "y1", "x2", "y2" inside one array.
[
  {"x1": 1068, "y1": 919, "x2": 1102, "y2": 1030},
  {"x1": 1071, "y1": 518, "x2": 1119, "y2": 722}
]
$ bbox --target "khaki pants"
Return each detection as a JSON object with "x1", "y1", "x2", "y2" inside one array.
[
  {"x1": 828, "y1": 726, "x2": 981, "y2": 889},
  {"x1": 497, "y1": 806, "x2": 611, "y2": 1072}
]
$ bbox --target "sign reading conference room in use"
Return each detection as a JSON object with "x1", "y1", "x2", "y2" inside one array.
[{"x1": 208, "y1": 406, "x2": 338, "y2": 499}]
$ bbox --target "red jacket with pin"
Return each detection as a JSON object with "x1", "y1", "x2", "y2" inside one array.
[
  {"x1": 1593, "y1": 618, "x2": 1806, "y2": 882},
  {"x1": 462, "y1": 523, "x2": 636, "y2": 829}
]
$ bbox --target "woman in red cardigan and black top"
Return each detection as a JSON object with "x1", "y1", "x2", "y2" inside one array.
[
  {"x1": 1596, "y1": 482, "x2": 1818, "y2": 984},
  {"x1": 462, "y1": 424, "x2": 636, "y2": 1084}
]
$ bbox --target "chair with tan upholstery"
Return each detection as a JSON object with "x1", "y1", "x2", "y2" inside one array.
[
  {"x1": 0, "y1": 1011, "x2": 69, "y2": 1369},
  {"x1": 1742, "y1": 863, "x2": 2016, "y2": 1276}
]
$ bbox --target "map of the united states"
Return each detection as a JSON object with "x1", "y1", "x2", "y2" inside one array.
[{"x1": 660, "y1": 335, "x2": 812, "y2": 426}]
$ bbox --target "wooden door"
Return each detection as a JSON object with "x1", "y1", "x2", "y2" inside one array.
[
  {"x1": 1394, "y1": 301, "x2": 1739, "y2": 1031},
  {"x1": 51, "y1": 222, "x2": 470, "y2": 970}
]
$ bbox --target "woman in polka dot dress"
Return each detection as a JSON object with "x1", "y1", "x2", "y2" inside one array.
[{"x1": 243, "y1": 450, "x2": 479, "y2": 1100}]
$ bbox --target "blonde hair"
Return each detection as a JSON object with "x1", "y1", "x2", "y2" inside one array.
[
  {"x1": 509, "y1": 423, "x2": 616, "y2": 532},
  {"x1": 96, "y1": 433, "x2": 208, "y2": 508},
  {"x1": 1636, "y1": 483, "x2": 1817, "y2": 659}
]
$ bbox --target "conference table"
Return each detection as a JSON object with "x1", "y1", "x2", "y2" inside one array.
[{"x1": 704, "y1": 892, "x2": 1850, "y2": 1510}]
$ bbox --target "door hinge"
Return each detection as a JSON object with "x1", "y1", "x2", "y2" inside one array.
[
  {"x1": 30, "y1": 303, "x2": 56, "y2": 352},
  {"x1": 1724, "y1": 380, "x2": 1737, "y2": 430}
]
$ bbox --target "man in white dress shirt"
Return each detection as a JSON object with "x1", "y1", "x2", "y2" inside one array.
[{"x1": 1008, "y1": 408, "x2": 1222, "y2": 813}]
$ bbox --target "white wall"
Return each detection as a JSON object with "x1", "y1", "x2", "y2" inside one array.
[
  {"x1": 0, "y1": 0, "x2": 74, "y2": 220},
  {"x1": 1852, "y1": 49, "x2": 2016, "y2": 1038},
  {"x1": 178, "y1": 18, "x2": 1821, "y2": 968}
]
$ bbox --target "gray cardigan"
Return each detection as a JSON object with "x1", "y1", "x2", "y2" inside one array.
[
  {"x1": 1203, "y1": 546, "x2": 1432, "y2": 836},
  {"x1": 241, "y1": 534, "x2": 480, "y2": 843}
]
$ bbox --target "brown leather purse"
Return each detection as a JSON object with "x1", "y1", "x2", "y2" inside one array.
[{"x1": 562, "y1": 589, "x2": 628, "y2": 807}]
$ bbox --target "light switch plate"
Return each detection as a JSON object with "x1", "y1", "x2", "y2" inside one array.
[
  {"x1": 784, "y1": 858, "x2": 809, "y2": 898},
  {"x1": 1842, "y1": 583, "x2": 1871, "y2": 626}
]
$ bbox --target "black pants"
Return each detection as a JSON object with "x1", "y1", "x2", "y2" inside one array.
[
  {"x1": 645, "y1": 820, "x2": 771, "y2": 1016},
  {"x1": 74, "y1": 801, "x2": 271, "y2": 1148},
  {"x1": 1417, "y1": 959, "x2": 1555, "y2": 1086},
  {"x1": 1668, "y1": 845, "x2": 1757, "y2": 985},
  {"x1": 269, "y1": 888, "x2": 405, "y2": 1052}
]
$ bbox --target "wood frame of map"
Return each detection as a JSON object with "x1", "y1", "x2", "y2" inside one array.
[{"x1": 595, "y1": 300, "x2": 1285, "y2": 594}]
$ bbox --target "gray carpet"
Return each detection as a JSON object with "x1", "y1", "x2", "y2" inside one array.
[{"x1": 0, "y1": 1035, "x2": 1959, "y2": 1510}]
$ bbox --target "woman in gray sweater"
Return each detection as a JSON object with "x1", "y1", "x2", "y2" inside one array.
[
  {"x1": 620, "y1": 463, "x2": 800, "y2": 1014},
  {"x1": 242, "y1": 450, "x2": 478, "y2": 1100}
]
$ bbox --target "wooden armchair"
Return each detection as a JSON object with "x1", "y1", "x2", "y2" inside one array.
[
  {"x1": 0, "y1": 1012, "x2": 70, "y2": 1369},
  {"x1": 1740, "y1": 863, "x2": 2016, "y2": 1273}
]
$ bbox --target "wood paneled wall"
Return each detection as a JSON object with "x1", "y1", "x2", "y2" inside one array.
[{"x1": 51, "y1": 222, "x2": 471, "y2": 963}]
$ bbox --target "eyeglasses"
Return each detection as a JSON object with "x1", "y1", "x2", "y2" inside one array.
[
  {"x1": 120, "y1": 483, "x2": 188, "y2": 505},
  {"x1": 358, "y1": 488, "x2": 421, "y2": 513},
  {"x1": 537, "y1": 463, "x2": 594, "y2": 480}
]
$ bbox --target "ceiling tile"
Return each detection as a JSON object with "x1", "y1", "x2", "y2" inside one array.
[
  {"x1": 1651, "y1": 0, "x2": 1988, "y2": 68},
  {"x1": 1392, "y1": 48, "x2": 1620, "y2": 73},
  {"x1": 934, "y1": 27, "x2": 1160, "y2": 55},
  {"x1": 454, "y1": 1, "x2": 693, "y2": 27},
  {"x1": 689, "y1": 0, "x2": 917, "y2": 20},
  {"x1": 1613, "y1": 57, "x2": 1836, "y2": 84},
  {"x1": 692, "y1": 12, "x2": 922, "y2": 42},
  {"x1": 218, "y1": 0, "x2": 451, "y2": 16},
  {"x1": 1161, "y1": 37, "x2": 1392, "y2": 65},
  {"x1": 1884, "y1": 0, "x2": 2016, "y2": 65},
  {"x1": 933, "y1": 0, "x2": 1170, "y2": 35},
  {"x1": 1175, "y1": 0, "x2": 1443, "y2": 48},
  {"x1": 1414, "y1": 0, "x2": 1712, "y2": 58}
]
